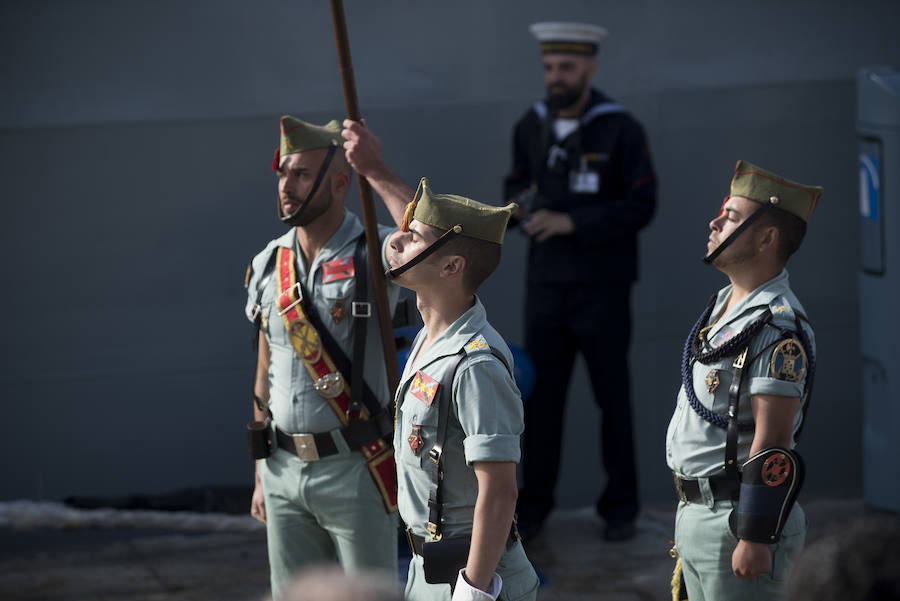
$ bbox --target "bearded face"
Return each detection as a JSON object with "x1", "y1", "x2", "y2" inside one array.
[{"x1": 542, "y1": 54, "x2": 595, "y2": 111}]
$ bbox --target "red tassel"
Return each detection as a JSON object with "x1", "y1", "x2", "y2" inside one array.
[{"x1": 271, "y1": 148, "x2": 280, "y2": 171}]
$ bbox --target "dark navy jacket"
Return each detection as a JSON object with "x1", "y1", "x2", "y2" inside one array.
[{"x1": 504, "y1": 89, "x2": 657, "y2": 285}]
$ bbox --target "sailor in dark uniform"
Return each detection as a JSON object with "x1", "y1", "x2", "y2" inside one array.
[{"x1": 504, "y1": 21, "x2": 657, "y2": 541}]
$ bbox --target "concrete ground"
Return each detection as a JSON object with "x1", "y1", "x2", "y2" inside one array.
[{"x1": 0, "y1": 497, "x2": 866, "y2": 601}]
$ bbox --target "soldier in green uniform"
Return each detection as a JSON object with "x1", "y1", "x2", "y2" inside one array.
[
  {"x1": 341, "y1": 121, "x2": 539, "y2": 600},
  {"x1": 388, "y1": 178, "x2": 540, "y2": 601},
  {"x1": 666, "y1": 160, "x2": 821, "y2": 601},
  {"x1": 244, "y1": 116, "x2": 400, "y2": 597}
]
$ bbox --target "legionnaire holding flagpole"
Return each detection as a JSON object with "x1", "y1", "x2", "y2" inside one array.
[
  {"x1": 667, "y1": 160, "x2": 820, "y2": 601},
  {"x1": 244, "y1": 117, "x2": 401, "y2": 597},
  {"x1": 504, "y1": 21, "x2": 657, "y2": 542},
  {"x1": 341, "y1": 123, "x2": 540, "y2": 600}
]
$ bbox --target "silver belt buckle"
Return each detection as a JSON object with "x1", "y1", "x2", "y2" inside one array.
[
  {"x1": 314, "y1": 372, "x2": 345, "y2": 398},
  {"x1": 292, "y1": 433, "x2": 320, "y2": 461}
]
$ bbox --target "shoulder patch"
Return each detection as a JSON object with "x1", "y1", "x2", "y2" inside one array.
[
  {"x1": 244, "y1": 262, "x2": 253, "y2": 289},
  {"x1": 769, "y1": 298, "x2": 795, "y2": 318},
  {"x1": 464, "y1": 335, "x2": 490, "y2": 354},
  {"x1": 769, "y1": 338, "x2": 807, "y2": 383}
]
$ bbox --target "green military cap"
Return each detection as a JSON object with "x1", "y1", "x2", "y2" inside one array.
[
  {"x1": 279, "y1": 115, "x2": 343, "y2": 157},
  {"x1": 401, "y1": 178, "x2": 516, "y2": 245},
  {"x1": 730, "y1": 160, "x2": 823, "y2": 222}
]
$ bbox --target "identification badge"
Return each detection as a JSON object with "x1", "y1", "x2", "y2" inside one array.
[
  {"x1": 322, "y1": 256, "x2": 355, "y2": 283},
  {"x1": 410, "y1": 371, "x2": 439, "y2": 406},
  {"x1": 569, "y1": 156, "x2": 600, "y2": 193}
]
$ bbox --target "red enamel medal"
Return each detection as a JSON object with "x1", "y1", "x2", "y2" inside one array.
[{"x1": 408, "y1": 425, "x2": 424, "y2": 456}]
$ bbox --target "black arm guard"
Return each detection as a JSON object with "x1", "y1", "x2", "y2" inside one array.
[{"x1": 730, "y1": 447, "x2": 805, "y2": 543}]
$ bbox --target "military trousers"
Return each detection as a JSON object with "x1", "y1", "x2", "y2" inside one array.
[
  {"x1": 519, "y1": 281, "x2": 639, "y2": 526},
  {"x1": 403, "y1": 541, "x2": 539, "y2": 601},
  {"x1": 674, "y1": 499, "x2": 807, "y2": 601},
  {"x1": 259, "y1": 446, "x2": 398, "y2": 597}
]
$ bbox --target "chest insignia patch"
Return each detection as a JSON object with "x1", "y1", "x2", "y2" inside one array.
[
  {"x1": 408, "y1": 424, "x2": 424, "y2": 456},
  {"x1": 770, "y1": 339, "x2": 807, "y2": 382},
  {"x1": 330, "y1": 298, "x2": 348, "y2": 324},
  {"x1": 410, "y1": 371, "x2": 439, "y2": 406},
  {"x1": 709, "y1": 326, "x2": 736, "y2": 348},
  {"x1": 705, "y1": 369, "x2": 720, "y2": 394},
  {"x1": 465, "y1": 336, "x2": 490, "y2": 353},
  {"x1": 322, "y1": 256, "x2": 355, "y2": 284}
]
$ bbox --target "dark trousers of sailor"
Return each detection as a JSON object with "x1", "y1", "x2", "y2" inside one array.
[{"x1": 519, "y1": 281, "x2": 640, "y2": 526}]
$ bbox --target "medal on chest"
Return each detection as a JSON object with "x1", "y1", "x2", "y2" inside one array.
[
  {"x1": 330, "y1": 298, "x2": 348, "y2": 324},
  {"x1": 705, "y1": 369, "x2": 720, "y2": 393},
  {"x1": 408, "y1": 424, "x2": 424, "y2": 456}
]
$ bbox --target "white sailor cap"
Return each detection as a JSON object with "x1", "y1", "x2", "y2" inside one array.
[{"x1": 529, "y1": 22, "x2": 608, "y2": 56}]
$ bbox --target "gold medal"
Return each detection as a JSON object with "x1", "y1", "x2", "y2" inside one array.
[{"x1": 705, "y1": 369, "x2": 720, "y2": 393}]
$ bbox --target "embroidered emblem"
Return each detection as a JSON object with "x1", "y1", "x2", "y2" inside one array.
[
  {"x1": 762, "y1": 452, "x2": 791, "y2": 486},
  {"x1": 322, "y1": 256, "x2": 355, "y2": 284},
  {"x1": 289, "y1": 318, "x2": 322, "y2": 363},
  {"x1": 705, "y1": 369, "x2": 720, "y2": 394},
  {"x1": 771, "y1": 304, "x2": 789, "y2": 314},
  {"x1": 330, "y1": 298, "x2": 348, "y2": 324},
  {"x1": 244, "y1": 263, "x2": 253, "y2": 289},
  {"x1": 408, "y1": 425, "x2": 424, "y2": 456},
  {"x1": 709, "y1": 326, "x2": 736, "y2": 349},
  {"x1": 410, "y1": 371, "x2": 439, "y2": 406},
  {"x1": 770, "y1": 339, "x2": 807, "y2": 382},
  {"x1": 465, "y1": 335, "x2": 490, "y2": 353}
]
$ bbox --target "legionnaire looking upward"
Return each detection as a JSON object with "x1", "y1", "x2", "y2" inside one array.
[
  {"x1": 244, "y1": 116, "x2": 400, "y2": 596},
  {"x1": 342, "y1": 120, "x2": 539, "y2": 600},
  {"x1": 504, "y1": 21, "x2": 657, "y2": 542},
  {"x1": 667, "y1": 160, "x2": 820, "y2": 601}
]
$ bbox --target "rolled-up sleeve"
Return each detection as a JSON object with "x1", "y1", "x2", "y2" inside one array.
[{"x1": 454, "y1": 356, "x2": 524, "y2": 465}]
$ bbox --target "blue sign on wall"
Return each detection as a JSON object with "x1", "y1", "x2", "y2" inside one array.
[{"x1": 859, "y1": 153, "x2": 880, "y2": 221}]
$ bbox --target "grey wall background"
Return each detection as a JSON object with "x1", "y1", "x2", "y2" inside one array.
[{"x1": 2, "y1": 0, "x2": 898, "y2": 507}]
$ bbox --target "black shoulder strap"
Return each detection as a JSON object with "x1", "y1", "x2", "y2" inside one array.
[
  {"x1": 725, "y1": 346, "x2": 750, "y2": 500},
  {"x1": 349, "y1": 236, "x2": 369, "y2": 416},
  {"x1": 426, "y1": 346, "x2": 513, "y2": 540}
]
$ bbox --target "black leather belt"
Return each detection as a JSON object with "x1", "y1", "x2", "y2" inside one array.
[
  {"x1": 275, "y1": 412, "x2": 392, "y2": 462},
  {"x1": 275, "y1": 426, "x2": 339, "y2": 461},
  {"x1": 405, "y1": 527, "x2": 518, "y2": 557},
  {"x1": 673, "y1": 473, "x2": 734, "y2": 504}
]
